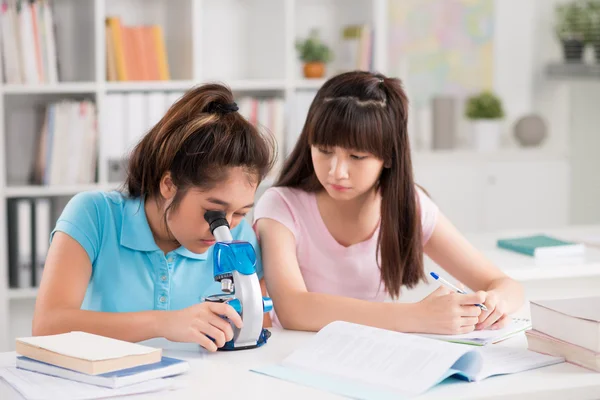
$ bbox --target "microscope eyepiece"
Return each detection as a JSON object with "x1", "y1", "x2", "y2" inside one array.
[{"x1": 204, "y1": 210, "x2": 229, "y2": 234}]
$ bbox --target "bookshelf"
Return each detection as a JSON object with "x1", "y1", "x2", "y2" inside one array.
[
  {"x1": 0, "y1": 0, "x2": 577, "y2": 351},
  {"x1": 0, "y1": 0, "x2": 391, "y2": 351}
]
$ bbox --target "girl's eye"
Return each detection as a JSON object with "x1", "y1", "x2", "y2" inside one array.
[
  {"x1": 350, "y1": 154, "x2": 367, "y2": 160},
  {"x1": 318, "y1": 147, "x2": 332, "y2": 155},
  {"x1": 234, "y1": 213, "x2": 246, "y2": 218}
]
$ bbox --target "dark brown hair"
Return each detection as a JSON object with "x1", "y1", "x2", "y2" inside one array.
[
  {"x1": 126, "y1": 83, "x2": 275, "y2": 214},
  {"x1": 277, "y1": 71, "x2": 424, "y2": 298}
]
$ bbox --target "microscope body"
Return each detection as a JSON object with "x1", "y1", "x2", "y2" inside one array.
[{"x1": 204, "y1": 211, "x2": 272, "y2": 350}]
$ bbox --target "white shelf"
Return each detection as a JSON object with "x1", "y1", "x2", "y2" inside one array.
[
  {"x1": 2, "y1": 82, "x2": 97, "y2": 94},
  {"x1": 293, "y1": 79, "x2": 326, "y2": 90},
  {"x1": 4, "y1": 184, "x2": 118, "y2": 198},
  {"x1": 227, "y1": 79, "x2": 287, "y2": 91},
  {"x1": 8, "y1": 288, "x2": 38, "y2": 300},
  {"x1": 412, "y1": 148, "x2": 569, "y2": 165},
  {"x1": 105, "y1": 80, "x2": 198, "y2": 92},
  {"x1": 104, "y1": 79, "x2": 288, "y2": 93}
]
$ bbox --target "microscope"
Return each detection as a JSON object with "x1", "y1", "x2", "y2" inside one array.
[{"x1": 203, "y1": 210, "x2": 272, "y2": 350}]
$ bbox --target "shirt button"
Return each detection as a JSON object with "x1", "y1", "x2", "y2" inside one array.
[
  {"x1": 167, "y1": 256, "x2": 174, "y2": 263},
  {"x1": 160, "y1": 275, "x2": 167, "y2": 282},
  {"x1": 159, "y1": 296, "x2": 166, "y2": 303}
]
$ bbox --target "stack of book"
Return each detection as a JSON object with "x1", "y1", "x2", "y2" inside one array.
[
  {"x1": 0, "y1": 0, "x2": 59, "y2": 84},
  {"x1": 526, "y1": 297, "x2": 600, "y2": 372},
  {"x1": 13, "y1": 331, "x2": 189, "y2": 388},
  {"x1": 105, "y1": 16, "x2": 170, "y2": 81}
]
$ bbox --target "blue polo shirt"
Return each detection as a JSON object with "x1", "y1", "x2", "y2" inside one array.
[{"x1": 50, "y1": 191, "x2": 263, "y2": 313}]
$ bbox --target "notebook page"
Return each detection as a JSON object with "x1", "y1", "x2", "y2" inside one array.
[
  {"x1": 17, "y1": 332, "x2": 159, "y2": 361},
  {"x1": 0, "y1": 367, "x2": 173, "y2": 400},
  {"x1": 282, "y1": 321, "x2": 476, "y2": 396},
  {"x1": 475, "y1": 346, "x2": 564, "y2": 381},
  {"x1": 419, "y1": 318, "x2": 532, "y2": 345}
]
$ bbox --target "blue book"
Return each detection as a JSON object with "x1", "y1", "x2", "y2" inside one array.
[
  {"x1": 497, "y1": 234, "x2": 585, "y2": 258},
  {"x1": 16, "y1": 356, "x2": 189, "y2": 389}
]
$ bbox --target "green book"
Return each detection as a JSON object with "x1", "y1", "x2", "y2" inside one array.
[{"x1": 497, "y1": 234, "x2": 585, "y2": 258}]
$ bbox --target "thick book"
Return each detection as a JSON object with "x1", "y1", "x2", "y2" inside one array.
[
  {"x1": 16, "y1": 355, "x2": 189, "y2": 388},
  {"x1": 252, "y1": 321, "x2": 564, "y2": 399},
  {"x1": 530, "y1": 297, "x2": 600, "y2": 352},
  {"x1": 15, "y1": 331, "x2": 162, "y2": 375},
  {"x1": 526, "y1": 330, "x2": 600, "y2": 372},
  {"x1": 419, "y1": 317, "x2": 531, "y2": 346},
  {"x1": 496, "y1": 234, "x2": 585, "y2": 258}
]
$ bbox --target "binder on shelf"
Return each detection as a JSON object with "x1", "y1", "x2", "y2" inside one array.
[
  {"x1": 33, "y1": 198, "x2": 51, "y2": 287},
  {"x1": 7, "y1": 197, "x2": 53, "y2": 289},
  {"x1": 7, "y1": 199, "x2": 34, "y2": 289},
  {"x1": 125, "y1": 92, "x2": 146, "y2": 152}
]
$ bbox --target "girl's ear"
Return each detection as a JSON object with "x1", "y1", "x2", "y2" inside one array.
[{"x1": 159, "y1": 172, "x2": 177, "y2": 200}]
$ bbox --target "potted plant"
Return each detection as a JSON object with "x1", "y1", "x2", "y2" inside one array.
[
  {"x1": 295, "y1": 29, "x2": 333, "y2": 79},
  {"x1": 585, "y1": 0, "x2": 600, "y2": 62},
  {"x1": 555, "y1": 1, "x2": 589, "y2": 62},
  {"x1": 465, "y1": 91, "x2": 505, "y2": 152}
]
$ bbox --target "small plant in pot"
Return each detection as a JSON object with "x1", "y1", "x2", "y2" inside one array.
[
  {"x1": 555, "y1": 1, "x2": 589, "y2": 62},
  {"x1": 465, "y1": 91, "x2": 505, "y2": 152},
  {"x1": 295, "y1": 29, "x2": 333, "y2": 79},
  {"x1": 585, "y1": 0, "x2": 600, "y2": 62}
]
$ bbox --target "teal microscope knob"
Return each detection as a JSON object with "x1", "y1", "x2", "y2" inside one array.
[{"x1": 263, "y1": 297, "x2": 273, "y2": 313}]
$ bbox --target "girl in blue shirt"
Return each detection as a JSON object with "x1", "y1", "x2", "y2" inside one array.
[{"x1": 32, "y1": 84, "x2": 275, "y2": 352}]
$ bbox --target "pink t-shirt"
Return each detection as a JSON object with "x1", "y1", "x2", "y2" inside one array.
[{"x1": 253, "y1": 186, "x2": 439, "y2": 324}]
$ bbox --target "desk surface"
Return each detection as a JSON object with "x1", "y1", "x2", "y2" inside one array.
[
  {"x1": 456, "y1": 225, "x2": 600, "y2": 282},
  {"x1": 1, "y1": 328, "x2": 599, "y2": 400}
]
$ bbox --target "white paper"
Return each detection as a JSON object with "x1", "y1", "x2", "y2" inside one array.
[
  {"x1": 282, "y1": 321, "x2": 473, "y2": 396},
  {"x1": 476, "y1": 346, "x2": 564, "y2": 381},
  {"x1": 0, "y1": 367, "x2": 173, "y2": 400},
  {"x1": 419, "y1": 318, "x2": 532, "y2": 345},
  {"x1": 16, "y1": 332, "x2": 159, "y2": 361}
]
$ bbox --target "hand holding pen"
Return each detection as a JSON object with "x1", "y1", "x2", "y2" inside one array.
[
  {"x1": 429, "y1": 272, "x2": 488, "y2": 311},
  {"x1": 413, "y1": 273, "x2": 489, "y2": 335}
]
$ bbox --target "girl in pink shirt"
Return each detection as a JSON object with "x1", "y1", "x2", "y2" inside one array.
[{"x1": 254, "y1": 71, "x2": 524, "y2": 334}]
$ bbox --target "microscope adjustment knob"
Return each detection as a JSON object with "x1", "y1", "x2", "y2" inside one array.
[
  {"x1": 262, "y1": 297, "x2": 273, "y2": 313},
  {"x1": 221, "y1": 278, "x2": 234, "y2": 293}
]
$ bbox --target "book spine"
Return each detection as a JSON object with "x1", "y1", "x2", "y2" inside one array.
[{"x1": 496, "y1": 240, "x2": 535, "y2": 256}]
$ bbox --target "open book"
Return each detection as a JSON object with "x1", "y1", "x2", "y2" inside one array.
[{"x1": 253, "y1": 321, "x2": 564, "y2": 399}]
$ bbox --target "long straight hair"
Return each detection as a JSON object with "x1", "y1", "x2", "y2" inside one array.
[{"x1": 277, "y1": 71, "x2": 424, "y2": 298}]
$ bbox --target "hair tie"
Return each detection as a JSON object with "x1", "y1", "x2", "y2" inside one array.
[{"x1": 207, "y1": 102, "x2": 239, "y2": 115}]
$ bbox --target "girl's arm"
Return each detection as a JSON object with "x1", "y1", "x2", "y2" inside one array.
[
  {"x1": 256, "y1": 218, "x2": 484, "y2": 333},
  {"x1": 33, "y1": 233, "x2": 165, "y2": 341},
  {"x1": 33, "y1": 233, "x2": 242, "y2": 350},
  {"x1": 424, "y1": 212, "x2": 525, "y2": 328}
]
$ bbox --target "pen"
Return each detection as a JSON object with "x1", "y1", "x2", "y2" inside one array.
[{"x1": 429, "y1": 272, "x2": 488, "y2": 311}]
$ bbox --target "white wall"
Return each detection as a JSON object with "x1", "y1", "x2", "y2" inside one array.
[{"x1": 530, "y1": 0, "x2": 600, "y2": 225}]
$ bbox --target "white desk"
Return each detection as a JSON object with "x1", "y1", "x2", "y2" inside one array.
[
  {"x1": 398, "y1": 225, "x2": 600, "y2": 304},
  {"x1": 1, "y1": 328, "x2": 599, "y2": 400}
]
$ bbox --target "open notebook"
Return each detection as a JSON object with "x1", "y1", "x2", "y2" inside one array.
[
  {"x1": 418, "y1": 317, "x2": 532, "y2": 346},
  {"x1": 253, "y1": 321, "x2": 564, "y2": 400}
]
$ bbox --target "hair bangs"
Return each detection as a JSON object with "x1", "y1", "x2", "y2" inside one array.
[{"x1": 308, "y1": 98, "x2": 389, "y2": 160}]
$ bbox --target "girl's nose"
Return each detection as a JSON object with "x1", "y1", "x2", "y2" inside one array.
[{"x1": 329, "y1": 155, "x2": 349, "y2": 180}]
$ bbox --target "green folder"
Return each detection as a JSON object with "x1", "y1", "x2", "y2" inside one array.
[{"x1": 497, "y1": 234, "x2": 581, "y2": 257}]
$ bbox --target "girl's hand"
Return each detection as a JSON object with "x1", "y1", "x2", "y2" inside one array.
[
  {"x1": 161, "y1": 302, "x2": 243, "y2": 352},
  {"x1": 414, "y1": 286, "x2": 485, "y2": 334},
  {"x1": 476, "y1": 290, "x2": 509, "y2": 331}
]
